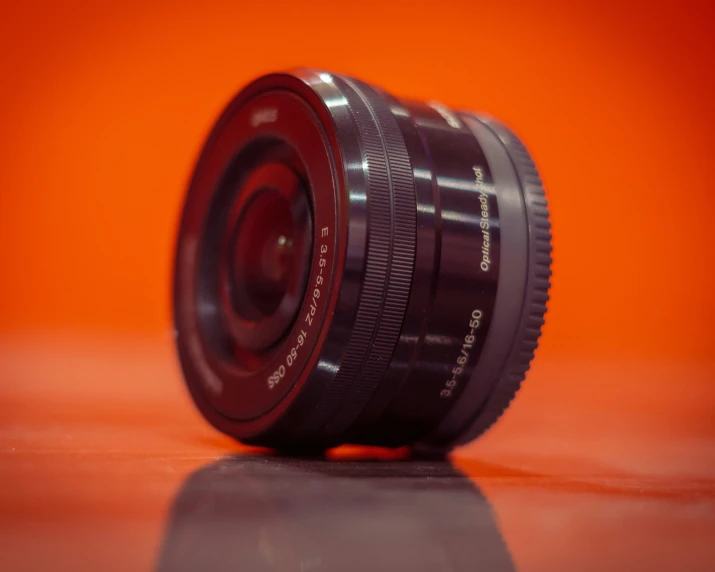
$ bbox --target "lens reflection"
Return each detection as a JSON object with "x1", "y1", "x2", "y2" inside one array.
[
  {"x1": 230, "y1": 188, "x2": 298, "y2": 320},
  {"x1": 217, "y1": 160, "x2": 313, "y2": 354},
  {"x1": 156, "y1": 456, "x2": 514, "y2": 572}
]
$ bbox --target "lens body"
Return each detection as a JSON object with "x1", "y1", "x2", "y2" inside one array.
[{"x1": 174, "y1": 69, "x2": 551, "y2": 452}]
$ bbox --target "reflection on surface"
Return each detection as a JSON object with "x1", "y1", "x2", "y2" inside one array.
[{"x1": 156, "y1": 456, "x2": 514, "y2": 572}]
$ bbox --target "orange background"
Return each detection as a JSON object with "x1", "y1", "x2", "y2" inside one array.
[{"x1": 1, "y1": 1, "x2": 714, "y2": 570}]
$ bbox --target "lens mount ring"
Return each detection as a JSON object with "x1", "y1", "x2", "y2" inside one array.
[
  {"x1": 454, "y1": 115, "x2": 551, "y2": 444},
  {"x1": 416, "y1": 114, "x2": 552, "y2": 450}
]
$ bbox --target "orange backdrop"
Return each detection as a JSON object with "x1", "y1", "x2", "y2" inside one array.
[
  {"x1": 2, "y1": 0, "x2": 714, "y2": 430},
  {"x1": 1, "y1": 1, "x2": 714, "y2": 570}
]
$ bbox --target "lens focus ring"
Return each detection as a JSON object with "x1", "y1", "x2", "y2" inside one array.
[{"x1": 288, "y1": 76, "x2": 417, "y2": 445}]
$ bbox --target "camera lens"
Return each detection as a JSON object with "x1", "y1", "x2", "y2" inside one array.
[{"x1": 174, "y1": 69, "x2": 552, "y2": 452}]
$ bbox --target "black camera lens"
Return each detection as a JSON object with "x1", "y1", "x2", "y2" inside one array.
[{"x1": 174, "y1": 69, "x2": 552, "y2": 452}]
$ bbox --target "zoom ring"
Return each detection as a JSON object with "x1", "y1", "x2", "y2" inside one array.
[
  {"x1": 292, "y1": 75, "x2": 417, "y2": 444},
  {"x1": 454, "y1": 116, "x2": 552, "y2": 445}
]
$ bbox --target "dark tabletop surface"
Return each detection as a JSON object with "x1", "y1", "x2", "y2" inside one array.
[{"x1": 1, "y1": 336, "x2": 714, "y2": 571}]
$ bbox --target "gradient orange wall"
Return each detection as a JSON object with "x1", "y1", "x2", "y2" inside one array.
[{"x1": 1, "y1": 0, "x2": 714, "y2": 437}]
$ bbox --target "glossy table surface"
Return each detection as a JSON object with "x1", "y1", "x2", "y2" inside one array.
[{"x1": 1, "y1": 335, "x2": 714, "y2": 571}]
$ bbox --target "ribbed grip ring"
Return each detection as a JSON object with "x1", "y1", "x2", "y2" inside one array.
[
  {"x1": 454, "y1": 116, "x2": 552, "y2": 446},
  {"x1": 291, "y1": 75, "x2": 417, "y2": 443}
]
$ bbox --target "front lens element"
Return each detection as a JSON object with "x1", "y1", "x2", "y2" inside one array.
[
  {"x1": 222, "y1": 161, "x2": 312, "y2": 352},
  {"x1": 230, "y1": 188, "x2": 296, "y2": 320}
]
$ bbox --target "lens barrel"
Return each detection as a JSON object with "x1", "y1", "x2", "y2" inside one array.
[{"x1": 174, "y1": 69, "x2": 552, "y2": 452}]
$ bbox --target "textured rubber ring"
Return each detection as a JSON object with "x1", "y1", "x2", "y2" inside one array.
[{"x1": 290, "y1": 75, "x2": 417, "y2": 444}]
